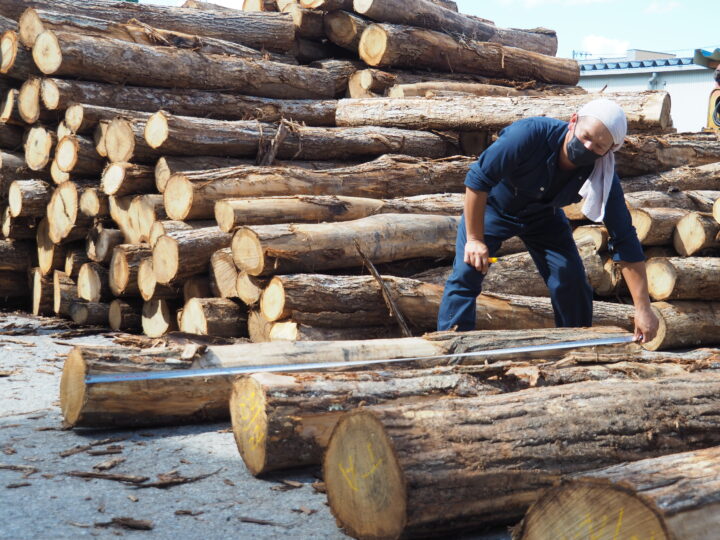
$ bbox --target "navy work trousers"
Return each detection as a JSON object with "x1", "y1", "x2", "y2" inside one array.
[{"x1": 437, "y1": 205, "x2": 593, "y2": 331}]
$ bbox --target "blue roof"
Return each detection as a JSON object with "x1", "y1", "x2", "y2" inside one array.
[{"x1": 580, "y1": 57, "x2": 694, "y2": 71}]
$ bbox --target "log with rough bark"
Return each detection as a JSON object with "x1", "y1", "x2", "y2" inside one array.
[
  {"x1": 244, "y1": 0, "x2": 280, "y2": 10},
  {"x1": 616, "y1": 134, "x2": 720, "y2": 177},
  {"x1": 109, "y1": 244, "x2": 151, "y2": 297},
  {"x1": 0, "y1": 270, "x2": 30, "y2": 298},
  {"x1": 46, "y1": 180, "x2": 93, "y2": 244},
  {"x1": 571, "y1": 225, "x2": 608, "y2": 252},
  {"x1": 268, "y1": 321, "x2": 402, "y2": 341},
  {"x1": 324, "y1": 10, "x2": 369, "y2": 51},
  {"x1": 128, "y1": 194, "x2": 166, "y2": 243},
  {"x1": 674, "y1": 212, "x2": 720, "y2": 256},
  {"x1": 282, "y1": 4, "x2": 324, "y2": 39},
  {"x1": 167, "y1": 156, "x2": 470, "y2": 221},
  {"x1": 645, "y1": 301, "x2": 720, "y2": 351},
  {"x1": 622, "y1": 162, "x2": 720, "y2": 193},
  {"x1": 69, "y1": 301, "x2": 109, "y2": 326},
  {"x1": 516, "y1": 446, "x2": 720, "y2": 540},
  {"x1": 0, "y1": 240, "x2": 34, "y2": 272},
  {"x1": 108, "y1": 299, "x2": 142, "y2": 332},
  {"x1": 33, "y1": 31, "x2": 334, "y2": 99},
  {"x1": 1, "y1": 150, "x2": 46, "y2": 182},
  {"x1": 182, "y1": 275, "x2": 215, "y2": 303},
  {"x1": 18, "y1": 76, "x2": 57, "y2": 124},
  {"x1": 31, "y1": 266, "x2": 53, "y2": 315},
  {"x1": 353, "y1": 0, "x2": 557, "y2": 56},
  {"x1": 335, "y1": 92, "x2": 670, "y2": 132},
  {"x1": 77, "y1": 262, "x2": 110, "y2": 303},
  {"x1": 23, "y1": 126, "x2": 55, "y2": 171},
  {"x1": 387, "y1": 81, "x2": 584, "y2": 98},
  {"x1": 232, "y1": 214, "x2": 458, "y2": 276},
  {"x1": 148, "y1": 220, "x2": 214, "y2": 248},
  {"x1": 0, "y1": 31, "x2": 41, "y2": 80},
  {"x1": 357, "y1": 23, "x2": 578, "y2": 85},
  {"x1": 19, "y1": 8, "x2": 297, "y2": 63},
  {"x1": 214, "y1": 194, "x2": 463, "y2": 231},
  {"x1": 143, "y1": 111, "x2": 457, "y2": 160},
  {"x1": 647, "y1": 258, "x2": 720, "y2": 301},
  {"x1": 108, "y1": 195, "x2": 140, "y2": 244},
  {"x1": 324, "y1": 372, "x2": 720, "y2": 538},
  {"x1": 309, "y1": 58, "x2": 364, "y2": 96},
  {"x1": 86, "y1": 226, "x2": 124, "y2": 265},
  {"x1": 299, "y1": 0, "x2": 352, "y2": 9},
  {"x1": 231, "y1": 369, "x2": 496, "y2": 475},
  {"x1": 153, "y1": 226, "x2": 231, "y2": 285},
  {"x1": 179, "y1": 297, "x2": 248, "y2": 337},
  {"x1": 3, "y1": 0, "x2": 296, "y2": 52},
  {"x1": 64, "y1": 248, "x2": 90, "y2": 279},
  {"x1": 0, "y1": 123, "x2": 23, "y2": 152},
  {"x1": 52, "y1": 269, "x2": 76, "y2": 316},
  {"x1": 78, "y1": 188, "x2": 109, "y2": 219},
  {"x1": 2, "y1": 208, "x2": 37, "y2": 240},
  {"x1": 210, "y1": 248, "x2": 238, "y2": 298},
  {"x1": 630, "y1": 207, "x2": 690, "y2": 246},
  {"x1": 103, "y1": 114, "x2": 154, "y2": 165},
  {"x1": 625, "y1": 189, "x2": 718, "y2": 212},
  {"x1": 8, "y1": 179, "x2": 52, "y2": 218},
  {"x1": 142, "y1": 299, "x2": 177, "y2": 338},
  {"x1": 137, "y1": 258, "x2": 179, "y2": 302}
]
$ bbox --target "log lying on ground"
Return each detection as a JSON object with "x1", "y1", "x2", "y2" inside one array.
[
  {"x1": 179, "y1": 298, "x2": 248, "y2": 337},
  {"x1": 674, "y1": 212, "x2": 720, "y2": 256},
  {"x1": 53, "y1": 269, "x2": 76, "y2": 317},
  {"x1": 357, "y1": 23, "x2": 579, "y2": 85},
  {"x1": 8, "y1": 179, "x2": 52, "y2": 218},
  {"x1": 210, "y1": 248, "x2": 238, "y2": 298},
  {"x1": 646, "y1": 301, "x2": 720, "y2": 351},
  {"x1": 142, "y1": 299, "x2": 177, "y2": 337},
  {"x1": 143, "y1": 112, "x2": 457, "y2": 159},
  {"x1": 108, "y1": 299, "x2": 142, "y2": 332},
  {"x1": 0, "y1": 240, "x2": 34, "y2": 272},
  {"x1": 353, "y1": 0, "x2": 557, "y2": 56},
  {"x1": 630, "y1": 207, "x2": 690, "y2": 246},
  {"x1": 517, "y1": 446, "x2": 720, "y2": 540},
  {"x1": 109, "y1": 244, "x2": 151, "y2": 297},
  {"x1": 324, "y1": 10, "x2": 369, "y2": 51},
  {"x1": 232, "y1": 214, "x2": 458, "y2": 276},
  {"x1": 335, "y1": 92, "x2": 670, "y2": 132},
  {"x1": 621, "y1": 162, "x2": 720, "y2": 193},
  {"x1": 70, "y1": 301, "x2": 109, "y2": 326},
  {"x1": 324, "y1": 372, "x2": 720, "y2": 538},
  {"x1": 33, "y1": 31, "x2": 335, "y2": 99},
  {"x1": 165, "y1": 156, "x2": 470, "y2": 219},
  {"x1": 153, "y1": 226, "x2": 231, "y2": 285},
  {"x1": 77, "y1": 262, "x2": 110, "y2": 303},
  {"x1": 31, "y1": 267, "x2": 53, "y2": 315},
  {"x1": 647, "y1": 258, "x2": 720, "y2": 301},
  {"x1": 616, "y1": 134, "x2": 720, "y2": 177},
  {"x1": 4, "y1": 0, "x2": 296, "y2": 52}
]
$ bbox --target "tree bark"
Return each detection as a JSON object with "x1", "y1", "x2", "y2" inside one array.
[
  {"x1": 308, "y1": 58, "x2": 364, "y2": 96},
  {"x1": 0, "y1": 239, "x2": 34, "y2": 272},
  {"x1": 673, "y1": 212, "x2": 720, "y2": 256},
  {"x1": 625, "y1": 190, "x2": 718, "y2": 212},
  {"x1": 232, "y1": 214, "x2": 458, "y2": 276},
  {"x1": 358, "y1": 23, "x2": 579, "y2": 85},
  {"x1": 142, "y1": 299, "x2": 178, "y2": 338},
  {"x1": 2, "y1": 0, "x2": 296, "y2": 52},
  {"x1": 0, "y1": 270, "x2": 30, "y2": 298},
  {"x1": 336, "y1": 92, "x2": 670, "y2": 132},
  {"x1": 69, "y1": 301, "x2": 109, "y2": 326},
  {"x1": 324, "y1": 372, "x2": 720, "y2": 538},
  {"x1": 54, "y1": 134, "x2": 104, "y2": 176},
  {"x1": 517, "y1": 446, "x2": 720, "y2": 540},
  {"x1": 108, "y1": 299, "x2": 142, "y2": 332},
  {"x1": 645, "y1": 301, "x2": 720, "y2": 351},
  {"x1": 86, "y1": 226, "x2": 124, "y2": 265},
  {"x1": 622, "y1": 162, "x2": 720, "y2": 193},
  {"x1": 8, "y1": 179, "x2": 52, "y2": 218},
  {"x1": 31, "y1": 266, "x2": 53, "y2": 315},
  {"x1": 109, "y1": 244, "x2": 151, "y2": 297},
  {"x1": 34, "y1": 30, "x2": 334, "y2": 99},
  {"x1": 52, "y1": 269, "x2": 76, "y2": 317},
  {"x1": 180, "y1": 297, "x2": 248, "y2": 337},
  {"x1": 387, "y1": 81, "x2": 584, "y2": 98},
  {"x1": 299, "y1": 0, "x2": 353, "y2": 10},
  {"x1": 2, "y1": 208, "x2": 38, "y2": 240},
  {"x1": 353, "y1": 0, "x2": 557, "y2": 56},
  {"x1": 1, "y1": 150, "x2": 46, "y2": 182},
  {"x1": 152, "y1": 226, "x2": 232, "y2": 285},
  {"x1": 143, "y1": 111, "x2": 457, "y2": 160},
  {"x1": 324, "y1": 10, "x2": 369, "y2": 51},
  {"x1": 0, "y1": 123, "x2": 24, "y2": 153},
  {"x1": 616, "y1": 134, "x2": 720, "y2": 177},
  {"x1": 210, "y1": 248, "x2": 239, "y2": 298},
  {"x1": 647, "y1": 257, "x2": 720, "y2": 301},
  {"x1": 148, "y1": 220, "x2": 215, "y2": 248},
  {"x1": 630, "y1": 207, "x2": 690, "y2": 246},
  {"x1": 77, "y1": 262, "x2": 110, "y2": 303}
]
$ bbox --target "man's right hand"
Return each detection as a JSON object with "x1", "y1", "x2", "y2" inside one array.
[{"x1": 464, "y1": 239, "x2": 491, "y2": 274}]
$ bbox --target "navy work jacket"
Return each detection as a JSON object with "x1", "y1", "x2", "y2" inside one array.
[{"x1": 464, "y1": 116, "x2": 644, "y2": 263}]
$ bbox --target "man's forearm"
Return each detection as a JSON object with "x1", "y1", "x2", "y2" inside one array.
[
  {"x1": 620, "y1": 261, "x2": 652, "y2": 310},
  {"x1": 464, "y1": 187, "x2": 488, "y2": 241}
]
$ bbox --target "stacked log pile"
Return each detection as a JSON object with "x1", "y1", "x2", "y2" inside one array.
[{"x1": 0, "y1": 1, "x2": 717, "y2": 537}]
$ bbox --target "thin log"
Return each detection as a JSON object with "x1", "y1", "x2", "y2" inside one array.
[
  {"x1": 387, "y1": 81, "x2": 582, "y2": 98},
  {"x1": 108, "y1": 299, "x2": 142, "y2": 332},
  {"x1": 268, "y1": 322, "x2": 402, "y2": 341},
  {"x1": 153, "y1": 226, "x2": 232, "y2": 285},
  {"x1": 142, "y1": 299, "x2": 177, "y2": 338},
  {"x1": 52, "y1": 269, "x2": 76, "y2": 316},
  {"x1": 69, "y1": 301, "x2": 109, "y2": 326},
  {"x1": 308, "y1": 58, "x2": 363, "y2": 96},
  {"x1": 210, "y1": 248, "x2": 238, "y2": 298},
  {"x1": 31, "y1": 266, "x2": 53, "y2": 315},
  {"x1": 180, "y1": 297, "x2": 248, "y2": 337},
  {"x1": 647, "y1": 257, "x2": 720, "y2": 301},
  {"x1": 109, "y1": 243, "x2": 151, "y2": 297},
  {"x1": 77, "y1": 262, "x2": 110, "y2": 303}
]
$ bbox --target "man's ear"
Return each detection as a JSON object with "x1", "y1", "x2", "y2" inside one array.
[{"x1": 568, "y1": 112, "x2": 578, "y2": 130}]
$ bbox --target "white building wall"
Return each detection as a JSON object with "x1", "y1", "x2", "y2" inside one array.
[{"x1": 579, "y1": 68, "x2": 716, "y2": 132}]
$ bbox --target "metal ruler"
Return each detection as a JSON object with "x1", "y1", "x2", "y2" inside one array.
[{"x1": 86, "y1": 334, "x2": 636, "y2": 385}]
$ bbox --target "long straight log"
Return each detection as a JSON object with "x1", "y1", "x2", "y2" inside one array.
[
  {"x1": 336, "y1": 92, "x2": 671, "y2": 132},
  {"x1": 630, "y1": 207, "x2": 690, "y2": 246},
  {"x1": 232, "y1": 214, "x2": 458, "y2": 276},
  {"x1": 324, "y1": 372, "x2": 720, "y2": 538},
  {"x1": 3, "y1": 0, "x2": 296, "y2": 52},
  {"x1": 69, "y1": 301, "x2": 109, "y2": 326},
  {"x1": 152, "y1": 226, "x2": 231, "y2": 285},
  {"x1": 358, "y1": 23, "x2": 578, "y2": 85},
  {"x1": 622, "y1": 162, "x2": 720, "y2": 192},
  {"x1": 148, "y1": 220, "x2": 214, "y2": 248},
  {"x1": 353, "y1": 0, "x2": 557, "y2": 56},
  {"x1": 324, "y1": 10, "x2": 369, "y2": 51},
  {"x1": 143, "y1": 111, "x2": 457, "y2": 160},
  {"x1": 673, "y1": 212, "x2": 720, "y2": 256},
  {"x1": 646, "y1": 301, "x2": 720, "y2": 351},
  {"x1": 517, "y1": 446, "x2": 720, "y2": 540},
  {"x1": 33, "y1": 30, "x2": 335, "y2": 99},
  {"x1": 625, "y1": 190, "x2": 718, "y2": 212},
  {"x1": 267, "y1": 321, "x2": 402, "y2": 342},
  {"x1": 387, "y1": 81, "x2": 583, "y2": 98},
  {"x1": 617, "y1": 134, "x2": 720, "y2": 177},
  {"x1": 647, "y1": 258, "x2": 720, "y2": 301}
]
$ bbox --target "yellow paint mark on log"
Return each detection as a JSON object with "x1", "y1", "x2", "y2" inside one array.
[{"x1": 339, "y1": 443, "x2": 383, "y2": 493}]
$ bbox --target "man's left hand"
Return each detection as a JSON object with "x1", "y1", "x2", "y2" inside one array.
[{"x1": 634, "y1": 305, "x2": 659, "y2": 343}]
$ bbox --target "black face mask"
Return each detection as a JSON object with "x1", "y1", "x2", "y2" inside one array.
[{"x1": 566, "y1": 131, "x2": 603, "y2": 167}]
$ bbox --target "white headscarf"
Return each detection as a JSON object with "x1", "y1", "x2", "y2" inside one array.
[{"x1": 576, "y1": 99, "x2": 627, "y2": 222}]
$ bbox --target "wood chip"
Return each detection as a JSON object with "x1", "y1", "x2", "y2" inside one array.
[
  {"x1": 87, "y1": 445, "x2": 124, "y2": 456},
  {"x1": 93, "y1": 457, "x2": 126, "y2": 472},
  {"x1": 6, "y1": 482, "x2": 31, "y2": 488},
  {"x1": 60, "y1": 437, "x2": 128, "y2": 457},
  {"x1": 292, "y1": 507, "x2": 317, "y2": 515},
  {"x1": 66, "y1": 471, "x2": 149, "y2": 484},
  {"x1": 2, "y1": 446, "x2": 16, "y2": 455},
  {"x1": 0, "y1": 464, "x2": 38, "y2": 478},
  {"x1": 134, "y1": 468, "x2": 220, "y2": 489},
  {"x1": 271, "y1": 479, "x2": 304, "y2": 491},
  {"x1": 239, "y1": 517, "x2": 282, "y2": 527},
  {"x1": 127, "y1": 495, "x2": 139, "y2": 503},
  {"x1": 94, "y1": 517, "x2": 153, "y2": 531},
  {"x1": 223, "y1": 478, "x2": 235, "y2": 486},
  {"x1": 0, "y1": 370, "x2": 19, "y2": 377},
  {"x1": 175, "y1": 510, "x2": 204, "y2": 517},
  {"x1": 311, "y1": 481, "x2": 326, "y2": 494}
]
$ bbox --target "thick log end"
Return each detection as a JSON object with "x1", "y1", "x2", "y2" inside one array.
[
  {"x1": 646, "y1": 258, "x2": 675, "y2": 301},
  {"x1": 55, "y1": 136, "x2": 79, "y2": 173},
  {"x1": 18, "y1": 76, "x2": 41, "y2": 124},
  {"x1": 163, "y1": 175, "x2": 193, "y2": 221},
  {"x1": 0, "y1": 31, "x2": 20, "y2": 74},
  {"x1": 152, "y1": 235, "x2": 179, "y2": 285},
  {"x1": 32, "y1": 30, "x2": 62, "y2": 75},
  {"x1": 24, "y1": 126, "x2": 54, "y2": 171},
  {"x1": 231, "y1": 228, "x2": 265, "y2": 276},
  {"x1": 324, "y1": 409, "x2": 407, "y2": 540},
  {"x1": 358, "y1": 24, "x2": 389, "y2": 67},
  {"x1": 229, "y1": 376, "x2": 270, "y2": 476},
  {"x1": 144, "y1": 111, "x2": 170, "y2": 150},
  {"x1": 40, "y1": 78, "x2": 59, "y2": 110},
  {"x1": 259, "y1": 276, "x2": 286, "y2": 322},
  {"x1": 142, "y1": 299, "x2": 176, "y2": 337},
  {"x1": 18, "y1": 8, "x2": 43, "y2": 49},
  {"x1": 106, "y1": 118, "x2": 136, "y2": 164},
  {"x1": 59, "y1": 347, "x2": 88, "y2": 427}
]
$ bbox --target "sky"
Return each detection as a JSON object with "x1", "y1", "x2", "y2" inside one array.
[{"x1": 142, "y1": 0, "x2": 719, "y2": 60}]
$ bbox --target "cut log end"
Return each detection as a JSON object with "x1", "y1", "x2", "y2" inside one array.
[
  {"x1": 0, "y1": 89, "x2": 16, "y2": 124},
  {"x1": 77, "y1": 263, "x2": 105, "y2": 302},
  {"x1": 358, "y1": 25, "x2": 390, "y2": 67},
  {"x1": 101, "y1": 163, "x2": 127, "y2": 196},
  {"x1": 144, "y1": 111, "x2": 170, "y2": 150},
  {"x1": 59, "y1": 348, "x2": 87, "y2": 427},
  {"x1": 109, "y1": 249, "x2": 130, "y2": 296},
  {"x1": 324, "y1": 410, "x2": 407, "y2": 540},
  {"x1": 229, "y1": 377, "x2": 270, "y2": 476},
  {"x1": 630, "y1": 208, "x2": 652, "y2": 242},
  {"x1": 231, "y1": 228, "x2": 264, "y2": 275},
  {"x1": 64, "y1": 103, "x2": 84, "y2": 133},
  {"x1": 163, "y1": 175, "x2": 193, "y2": 221},
  {"x1": 152, "y1": 236, "x2": 179, "y2": 284},
  {"x1": 40, "y1": 78, "x2": 59, "y2": 110},
  {"x1": 18, "y1": 8, "x2": 44, "y2": 48},
  {"x1": 24, "y1": 126, "x2": 54, "y2": 171},
  {"x1": 0, "y1": 31, "x2": 19, "y2": 74},
  {"x1": 259, "y1": 276, "x2": 285, "y2": 322},
  {"x1": 646, "y1": 258, "x2": 676, "y2": 301},
  {"x1": 32, "y1": 30, "x2": 62, "y2": 75},
  {"x1": 55, "y1": 136, "x2": 78, "y2": 173},
  {"x1": 214, "y1": 200, "x2": 237, "y2": 233},
  {"x1": 236, "y1": 272, "x2": 264, "y2": 305},
  {"x1": 109, "y1": 299, "x2": 141, "y2": 332},
  {"x1": 106, "y1": 118, "x2": 136, "y2": 164},
  {"x1": 142, "y1": 299, "x2": 176, "y2": 337},
  {"x1": 18, "y1": 77, "x2": 41, "y2": 124},
  {"x1": 517, "y1": 483, "x2": 668, "y2": 540},
  {"x1": 50, "y1": 160, "x2": 70, "y2": 184}
]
